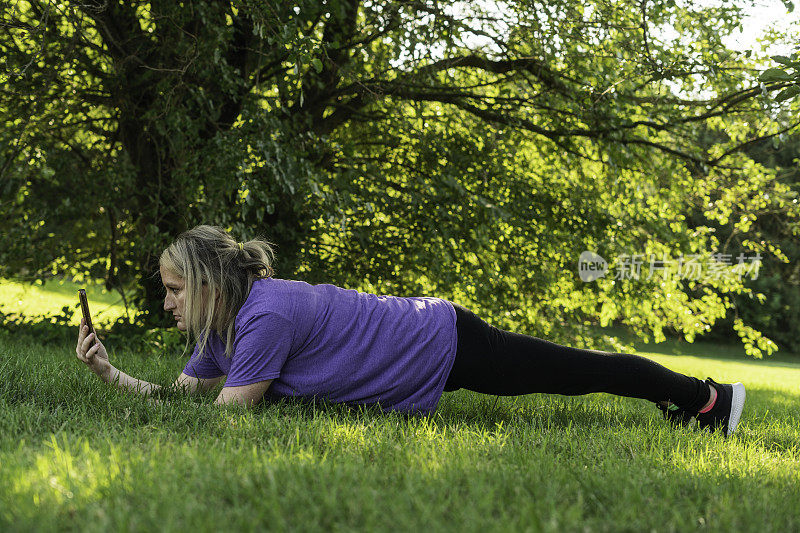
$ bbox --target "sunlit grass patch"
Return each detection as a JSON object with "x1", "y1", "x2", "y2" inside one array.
[{"x1": 0, "y1": 277, "x2": 129, "y2": 326}]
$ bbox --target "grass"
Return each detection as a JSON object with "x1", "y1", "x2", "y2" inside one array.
[
  {"x1": 2, "y1": 334, "x2": 799, "y2": 531},
  {"x1": 0, "y1": 277, "x2": 129, "y2": 326},
  {"x1": 1, "y1": 280, "x2": 799, "y2": 531}
]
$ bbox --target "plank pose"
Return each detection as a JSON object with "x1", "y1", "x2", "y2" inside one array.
[{"x1": 75, "y1": 225, "x2": 746, "y2": 436}]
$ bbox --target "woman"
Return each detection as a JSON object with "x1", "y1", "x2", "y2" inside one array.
[{"x1": 75, "y1": 225, "x2": 746, "y2": 436}]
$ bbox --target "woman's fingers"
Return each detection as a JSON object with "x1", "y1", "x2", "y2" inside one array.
[
  {"x1": 82, "y1": 332, "x2": 96, "y2": 354},
  {"x1": 75, "y1": 321, "x2": 107, "y2": 370},
  {"x1": 76, "y1": 330, "x2": 96, "y2": 362},
  {"x1": 76, "y1": 318, "x2": 85, "y2": 350},
  {"x1": 78, "y1": 341, "x2": 98, "y2": 365},
  {"x1": 77, "y1": 337, "x2": 89, "y2": 362},
  {"x1": 86, "y1": 339, "x2": 98, "y2": 359},
  {"x1": 82, "y1": 329, "x2": 95, "y2": 347},
  {"x1": 76, "y1": 322, "x2": 85, "y2": 360},
  {"x1": 77, "y1": 322, "x2": 94, "y2": 352}
]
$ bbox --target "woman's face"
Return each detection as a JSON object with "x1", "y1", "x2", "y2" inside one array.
[{"x1": 161, "y1": 266, "x2": 188, "y2": 331}]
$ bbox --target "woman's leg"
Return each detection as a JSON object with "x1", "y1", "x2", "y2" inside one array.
[{"x1": 443, "y1": 302, "x2": 711, "y2": 413}]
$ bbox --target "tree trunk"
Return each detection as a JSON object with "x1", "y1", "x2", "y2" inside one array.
[{"x1": 116, "y1": 112, "x2": 187, "y2": 328}]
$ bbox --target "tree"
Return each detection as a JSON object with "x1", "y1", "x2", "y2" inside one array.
[{"x1": 2, "y1": 0, "x2": 798, "y2": 355}]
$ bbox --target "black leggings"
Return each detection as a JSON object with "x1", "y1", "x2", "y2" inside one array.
[{"x1": 443, "y1": 302, "x2": 710, "y2": 413}]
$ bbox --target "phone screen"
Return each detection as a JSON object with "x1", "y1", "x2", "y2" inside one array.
[{"x1": 78, "y1": 289, "x2": 96, "y2": 345}]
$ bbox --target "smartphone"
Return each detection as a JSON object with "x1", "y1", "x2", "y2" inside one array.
[{"x1": 77, "y1": 289, "x2": 96, "y2": 346}]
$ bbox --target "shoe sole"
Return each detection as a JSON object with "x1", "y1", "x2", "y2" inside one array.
[{"x1": 726, "y1": 382, "x2": 746, "y2": 436}]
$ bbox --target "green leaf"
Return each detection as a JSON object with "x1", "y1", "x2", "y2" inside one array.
[
  {"x1": 771, "y1": 55, "x2": 796, "y2": 66},
  {"x1": 311, "y1": 58, "x2": 323, "y2": 73},
  {"x1": 775, "y1": 85, "x2": 800, "y2": 102},
  {"x1": 759, "y1": 68, "x2": 793, "y2": 82}
]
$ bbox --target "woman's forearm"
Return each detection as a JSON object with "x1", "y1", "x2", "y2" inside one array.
[{"x1": 103, "y1": 365, "x2": 162, "y2": 396}]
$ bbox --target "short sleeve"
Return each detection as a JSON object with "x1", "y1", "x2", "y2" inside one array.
[
  {"x1": 225, "y1": 312, "x2": 294, "y2": 387},
  {"x1": 182, "y1": 341, "x2": 224, "y2": 379}
]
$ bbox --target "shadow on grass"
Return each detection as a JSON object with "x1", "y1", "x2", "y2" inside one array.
[{"x1": 253, "y1": 385, "x2": 800, "y2": 451}]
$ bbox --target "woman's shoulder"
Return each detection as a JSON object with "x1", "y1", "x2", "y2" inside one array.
[
  {"x1": 248, "y1": 277, "x2": 314, "y2": 297},
  {"x1": 237, "y1": 277, "x2": 313, "y2": 320}
]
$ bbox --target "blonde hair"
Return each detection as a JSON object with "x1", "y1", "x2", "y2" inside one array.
[{"x1": 159, "y1": 225, "x2": 277, "y2": 359}]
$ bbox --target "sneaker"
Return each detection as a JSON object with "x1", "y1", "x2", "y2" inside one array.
[
  {"x1": 695, "y1": 377, "x2": 746, "y2": 437},
  {"x1": 657, "y1": 401, "x2": 695, "y2": 427}
]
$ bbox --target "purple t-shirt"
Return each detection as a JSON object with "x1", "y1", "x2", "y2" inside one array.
[{"x1": 182, "y1": 278, "x2": 458, "y2": 414}]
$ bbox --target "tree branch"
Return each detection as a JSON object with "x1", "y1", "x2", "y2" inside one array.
[
  {"x1": 295, "y1": 0, "x2": 361, "y2": 121},
  {"x1": 709, "y1": 119, "x2": 800, "y2": 166}
]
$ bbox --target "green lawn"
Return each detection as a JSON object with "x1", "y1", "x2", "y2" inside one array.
[
  {"x1": 0, "y1": 277, "x2": 129, "y2": 326},
  {"x1": 1, "y1": 282, "x2": 799, "y2": 531}
]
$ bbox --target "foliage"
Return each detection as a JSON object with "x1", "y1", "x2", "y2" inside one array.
[
  {"x1": 1, "y1": 0, "x2": 799, "y2": 355},
  {"x1": 699, "y1": 235, "x2": 800, "y2": 354},
  {"x1": 760, "y1": 52, "x2": 800, "y2": 103},
  {"x1": 0, "y1": 307, "x2": 76, "y2": 347}
]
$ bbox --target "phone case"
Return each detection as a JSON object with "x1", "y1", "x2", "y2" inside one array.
[{"x1": 78, "y1": 289, "x2": 96, "y2": 346}]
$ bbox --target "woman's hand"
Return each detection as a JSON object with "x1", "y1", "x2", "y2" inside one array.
[{"x1": 76, "y1": 317, "x2": 113, "y2": 381}]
